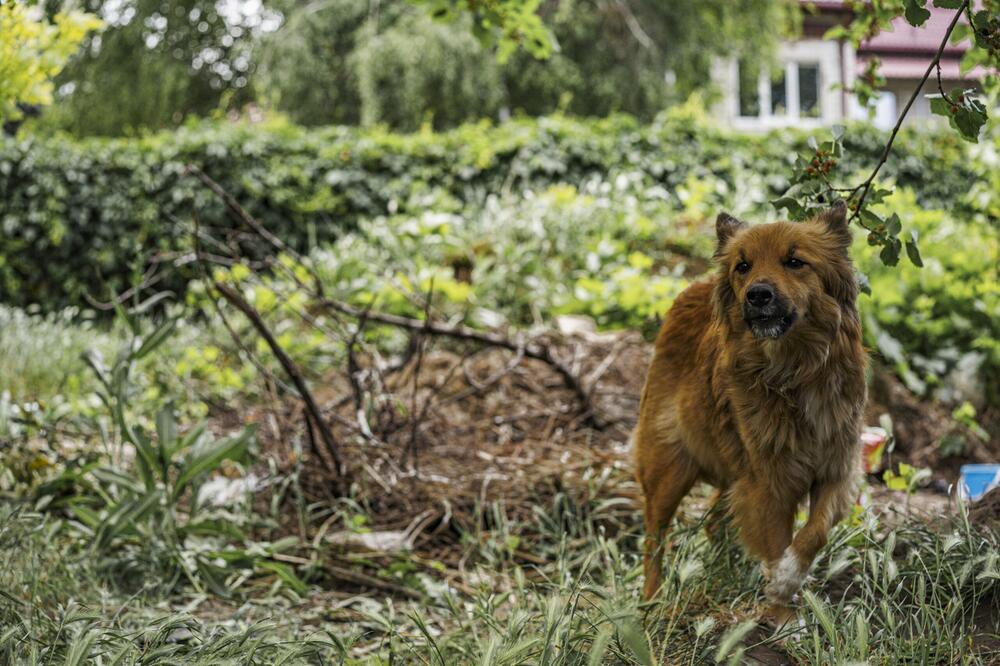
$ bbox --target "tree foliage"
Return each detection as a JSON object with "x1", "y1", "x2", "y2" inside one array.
[
  {"x1": 412, "y1": 0, "x2": 553, "y2": 62},
  {"x1": 259, "y1": 0, "x2": 503, "y2": 131},
  {"x1": 0, "y1": 2, "x2": 101, "y2": 123},
  {"x1": 503, "y1": 0, "x2": 797, "y2": 119},
  {"x1": 48, "y1": 0, "x2": 273, "y2": 135},
  {"x1": 261, "y1": 0, "x2": 795, "y2": 128}
]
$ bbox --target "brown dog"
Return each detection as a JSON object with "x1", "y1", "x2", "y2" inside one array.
[{"x1": 635, "y1": 202, "x2": 866, "y2": 616}]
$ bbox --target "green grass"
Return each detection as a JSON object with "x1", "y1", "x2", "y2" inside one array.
[
  {"x1": 0, "y1": 306, "x2": 121, "y2": 404},
  {"x1": 2, "y1": 477, "x2": 998, "y2": 664}
]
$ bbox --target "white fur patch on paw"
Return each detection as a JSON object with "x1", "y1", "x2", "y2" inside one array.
[{"x1": 765, "y1": 548, "x2": 807, "y2": 603}]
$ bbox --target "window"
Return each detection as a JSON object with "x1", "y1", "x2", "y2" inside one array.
[
  {"x1": 738, "y1": 62, "x2": 760, "y2": 117},
  {"x1": 737, "y1": 59, "x2": 823, "y2": 121},
  {"x1": 770, "y1": 70, "x2": 788, "y2": 116},
  {"x1": 798, "y1": 64, "x2": 820, "y2": 118}
]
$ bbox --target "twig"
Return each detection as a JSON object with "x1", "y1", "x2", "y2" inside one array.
[
  {"x1": 849, "y1": 0, "x2": 969, "y2": 223},
  {"x1": 347, "y1": 303, "x2": 376, "y2": 442},
  {"x1": 191, "y1": 214, "x2": 298, "y2": 398},
  {"x1": 323, "y1": 563, "x2": 422, "y2": 600},
  {"x1": 614, "y1": 0, "x2": 655, "y2": 49},
  {"x1": 317, "y1": 298, "x2": 606, "y2": 428},
  {"x1": 935, "y1": 62, "x2": 958, "y2": 106},
  {"x1": 83, "y1": 263, "x2": 167, "y2": 311},
  {"x1": 185, "y1": 164, "x2": 326, "y2": 297},
  {"x1": 403, "y1": 281, "x2": 435, "y2": 468},
  {"x1": 213, "y1": 281, "x2": 347, "y2": 484},
  {"x1": 584, "y1": 336, "x2": 630, "y2": 398}
]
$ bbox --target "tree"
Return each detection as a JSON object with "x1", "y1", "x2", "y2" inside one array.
[
  {"x1": 260, "y1": 0, "x2": 796, "y2": 128},
  {"x1": 49, "y1": 0, "x2": 273, "y2": 135},
  {"x1": 0, "y1": 2, "x2": 101, "y2": 124},
  {"x1": 502, "y1": 0, "x2": 797, "y2": 119}
]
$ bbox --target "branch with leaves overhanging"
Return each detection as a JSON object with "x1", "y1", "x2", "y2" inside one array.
[{"x1": 774, "y1": 0, "x2": 999, "y2": 269}]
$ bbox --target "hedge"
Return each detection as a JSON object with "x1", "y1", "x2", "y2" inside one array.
[{"x1": 0, "y1": 113, "x2": 980, "y2": 309}]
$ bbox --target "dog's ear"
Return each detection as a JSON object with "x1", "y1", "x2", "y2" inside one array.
[
  {"x1": 817, "y1": 201, "x2": 851, "y2": 249},
  {"x1": 715, "y1": 212, "x2": 746, "y2": 255}
]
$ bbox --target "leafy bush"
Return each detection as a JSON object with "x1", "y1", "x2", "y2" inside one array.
[
  {"x1": 29, "y1": 318, "x2": 313, "y2": 600},
  {"x1": 857, "y1": 189, "x2": 1000, "y2": 404},
  {"x1": 0, "y1": 114, "x2": 981, "y2": 309},
  {"x1": 189, "y1": 175, "x2": 998, "y2": 411}
]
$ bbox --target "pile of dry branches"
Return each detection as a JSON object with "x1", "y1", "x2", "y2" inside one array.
[{"x1": 182, "y1": 167, "x2": 648, "y2": 548}]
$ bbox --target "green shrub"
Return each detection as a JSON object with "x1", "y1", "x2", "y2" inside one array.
[
  {"x1": 856, "y1": 189, "x2": 1000, "y2": 404},
  {"x1": 0, "y1": 114, "x2": 981, "y2": 309}
]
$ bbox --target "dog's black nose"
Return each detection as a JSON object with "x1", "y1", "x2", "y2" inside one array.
[{"x1": 746, "y1": 283, "x2": 774, "y2": 307}]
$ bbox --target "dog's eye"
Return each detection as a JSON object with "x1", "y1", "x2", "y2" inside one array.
[
  {"x1": 784, "y1": 257, "x2": 806, "y2": 269},
  {"x1": 735, "y1": 261, "x2": 751, "y2": 274}
]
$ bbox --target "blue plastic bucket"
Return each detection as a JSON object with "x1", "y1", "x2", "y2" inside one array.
[{"x1": 959, "y1": 464, "x2": 1000, "y2": 501}]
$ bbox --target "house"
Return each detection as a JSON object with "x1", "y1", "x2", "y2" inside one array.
[{"x1": 714, "y1": 1, "x2": 984, "y2": 130}]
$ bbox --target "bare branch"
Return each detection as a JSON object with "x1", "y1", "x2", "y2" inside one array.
[
  {"x1": 317, "y1": 298, "x2": 607, "y2": 428},
  {"x1": 213, "y1": 280, "x2": 347, "y2": 484}
]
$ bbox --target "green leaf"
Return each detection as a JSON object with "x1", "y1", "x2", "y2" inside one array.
[
  {"x1": 91, "y1": 466, "x2": 144, "y2": 494},
  {"x1": 94, "y1": 489, "x2": 163, "y2": 551},
  {"x1": 931, "y1": 91, "x2": 988, "y2": 142},
  {"x1": 63, "y1": 628, "x2": 98, "y2": 666},
  {"x1": 588, "y1": 626, "x2": 614, "y2": 666},
  {"x1": 802, "y1": 590, "x2": 837, "y2": 643},
  {"x1": 879, "y1": 238, "x2": 901, "y2": 267},
  {"x1": 257, "y1": 560, "x2": 308, "y2": 595},
  {"x1": 771, "y1": 196, "x2": 807, "y2": 220},
  {"x1": 178, "y1": 421, "x2": 208, "y2": 452},
  {"x1": 174, "y1": 425, "x2": 255, "y2": 495},
  {"x1": 971, "y1": 9, "x2": 992, "y2": 31},
  {"x1": 903, "y1": 0, "x2": 931, "y2": 26},
  {"x1": 156, "y1": 406, "x2": 178, "y2": 468},
  {"x1": 929, "y1": 95, "x2": 951, "y2": 118},
  {"x1": 134, "y1": 318, "x2": 176, "y2": 359},
  {"x1": 860, "y1": 208, "x2": 885, "y2": 230},
  {"x1": 905, "y1": 230, "x2": 923, "y2": 267},
  {"x1": 885, "y1": 213, "x2": 902, "y2": 238},
  {"x1": 933, "y1": 0, "x2": 964, "y2": 7},
  {"x1": 68, "y1": 504, "x2": 102, "y2": 530},
  {"x1": 116, "y1": 400, "x2": 158, "y2": 491},
  {"x1": 953, "y1": 105, "x2": 987, "y2": 142},
  {"x1": 866, "y1": 187, "x2": 894, "y2": 205}
]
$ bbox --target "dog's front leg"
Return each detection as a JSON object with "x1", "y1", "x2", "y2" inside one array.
[{"x1": 764, "y1": 478, "x2": 853, "y2": 604}]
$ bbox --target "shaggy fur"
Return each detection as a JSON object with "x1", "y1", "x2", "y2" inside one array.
[{"x1": 634, "y1": 203, "x2": 866, "y2": 618}]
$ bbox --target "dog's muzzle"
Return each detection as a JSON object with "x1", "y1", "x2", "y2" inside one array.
[{"x1": 743, "y1": 283, "x2": 796, "y2": 339}]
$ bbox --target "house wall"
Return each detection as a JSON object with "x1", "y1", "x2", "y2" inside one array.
[
  {"x1": 850, "y1": 78, "x2": 974, "y2": 130},
  {"x1": 714, "y1": 39, "x2": 844, "y2": 131}
]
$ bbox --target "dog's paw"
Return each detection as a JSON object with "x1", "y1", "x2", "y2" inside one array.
[
  {"x1": 759, "y1": 602, "x2": 801, "y2": 635},
  {"x1": 764, "y1": 548, "x2": 807, "y2": 603}
]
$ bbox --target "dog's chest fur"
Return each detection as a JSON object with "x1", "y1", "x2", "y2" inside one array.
[{"x1": 722, "y1": 340, "x2": 863, "y2": 483}]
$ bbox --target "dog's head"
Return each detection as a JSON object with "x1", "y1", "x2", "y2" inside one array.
[{"x1": 712, "y1": 203, "x2": 857, "y2": 341}]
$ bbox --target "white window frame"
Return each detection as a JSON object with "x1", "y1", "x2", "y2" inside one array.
[{"x1": 726, "y1": 39, "x2": 842, "y2": 130}]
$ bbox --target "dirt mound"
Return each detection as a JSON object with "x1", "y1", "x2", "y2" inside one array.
[
  {"x1": 244, "y1": 330, "x2": 649, "y2": 550},
  {"x1": 867, "y1": 369, "x2": 999, "y2": 483}
]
